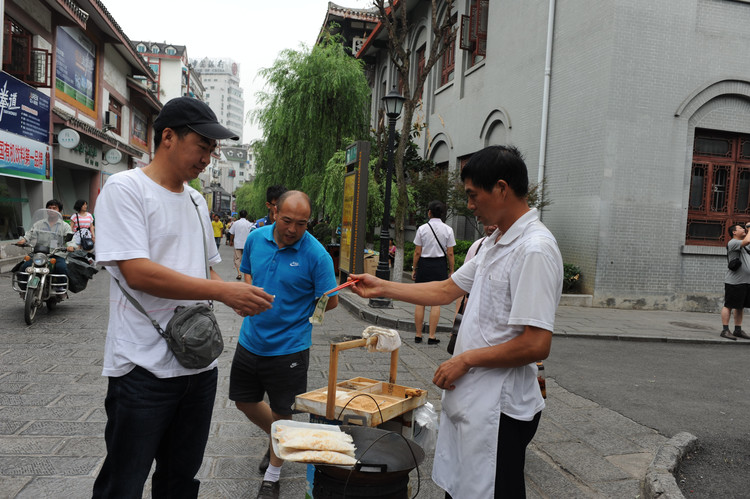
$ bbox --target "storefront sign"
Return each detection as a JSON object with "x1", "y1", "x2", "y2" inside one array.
[
  {"x1": 58, "y1": 128, "x2": 80, "y2": 149},
  {"x1": 0, "y1": 72, "x2": 51, "y2": 143},
  {"x1": 104, "y1": 149, "x2": 122, "y2": 164},
  {"x1": 0, "y1": 129, "x2": 52, "y2": 181},
  {"x1": 55, "y1": 26, "x2": 96, "y2": 111}
]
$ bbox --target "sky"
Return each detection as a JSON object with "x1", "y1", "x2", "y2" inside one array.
[{"x1": 104, "y1": 0, "x2": 372, "y2": 142}]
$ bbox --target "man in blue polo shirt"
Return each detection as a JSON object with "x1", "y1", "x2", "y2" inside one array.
[{"x1": 229, "y1": 190, "x2": 338, "y2": 499}]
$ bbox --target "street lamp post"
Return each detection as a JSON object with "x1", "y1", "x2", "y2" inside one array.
[{"x1": 369, "y1": 88, "x2": 405, "y2": 308}]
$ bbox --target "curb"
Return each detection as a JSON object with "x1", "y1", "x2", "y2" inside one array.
[
  {"x1": 554, "y1": 331, "x2": 750, "y2": 346},
  {"x1": 338, "y1": 293, "x2": 452, "y2": 333},
  {"x1": 642, "y1": 432, "x2": 698, "y2": 499}
]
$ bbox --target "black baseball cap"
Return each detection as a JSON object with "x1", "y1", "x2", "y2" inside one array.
[{"x1": 153, "y1": 97, "x2": 239, "y2": 140}]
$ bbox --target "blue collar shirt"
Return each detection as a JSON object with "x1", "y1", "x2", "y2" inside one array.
[{"x1": 239, "y1": 224, "x2": 337, "y2": 356}]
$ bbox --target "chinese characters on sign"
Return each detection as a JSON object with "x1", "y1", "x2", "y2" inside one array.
[
  {"x1": 0, "y1": 71, "x2": 52, "y2": 181},
  {"x1": 0, "y1": 130, "x2": 52, "y2": 180},
  {"x1": 0, "y1": 72, "x2": 51, "y2": 143}
]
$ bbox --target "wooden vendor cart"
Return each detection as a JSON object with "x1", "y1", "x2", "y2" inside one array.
[{"x1": 294, "y1": 337, "x2": 427, "y2": 436}]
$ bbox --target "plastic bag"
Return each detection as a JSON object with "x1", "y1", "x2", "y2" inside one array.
[{"x1": 412, "y1": 402, "x2": 438, "y2": 453}]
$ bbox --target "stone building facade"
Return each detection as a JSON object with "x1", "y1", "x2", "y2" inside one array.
[{"x1": 357, "y1": 0, "x2": 750, "y2": 311}]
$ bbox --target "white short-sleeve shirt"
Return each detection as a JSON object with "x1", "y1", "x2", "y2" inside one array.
[
  {"x1": 95, "y1": 168, "x2": 221, "y2": 379},
  {"x1": 229, "y1": 217, "x2": 253, "y2": 249},
  {"x1": 413, "y1": 218, "x2": 456, "y2": 257},
  {"x1": 433, "y1": 208, "x2": 563, "y2": 498}
]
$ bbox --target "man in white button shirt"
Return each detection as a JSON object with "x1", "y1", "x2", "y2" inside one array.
[
  {"x1": 349, "y1": 145, "x2": 563, "y2": 498},
  {"x1": 229, "y1": 210, "x2": 253, "y2": 280}
]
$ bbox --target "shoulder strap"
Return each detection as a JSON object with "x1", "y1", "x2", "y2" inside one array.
[
  {"x1": 188, "y1": 193, "x2": 211, "y2": 280},
  {"x1": 112, "y1": 275, "x2": 168, "y2": 338},
  {"x1": 427, "y1": 222, "x2": 447, "y2": 257},
  {"x1": 112, "y1": 192, "x2": 213, "y2": 340}
]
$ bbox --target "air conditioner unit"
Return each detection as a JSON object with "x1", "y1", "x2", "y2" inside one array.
[{"x1": 104, "y1": 111, "x2": 118, "y2": 129}]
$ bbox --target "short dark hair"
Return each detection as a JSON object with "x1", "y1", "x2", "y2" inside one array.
[
  {"x1": 153, "y1": 125, "x2": 191, "y2": 150},
  {"x1": 461, "y1": 145, "x2": 529, "y2": 197},
  {"x1": 266, "y1": 185, "x2": 288, "y2": 203},
  {"x1": 46, "y1": 199, "x2": 63, "y2": 211},
  {"x1": 239, "y1": 210, "x2": 248, "y2": 219},
  {"x1": 74, "y1": 199, "x2": 87, "y2": 212},
  {"x1": 427, "y1": 200, "x2": 446, "y2": 220}
]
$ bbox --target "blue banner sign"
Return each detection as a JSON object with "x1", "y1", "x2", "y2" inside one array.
[
  {"x1": 0, "y1": 129, "x2": 52, "y2": 181},
  {"x1": 0, "y1": 72, "x2": 51, "y2": 143}
]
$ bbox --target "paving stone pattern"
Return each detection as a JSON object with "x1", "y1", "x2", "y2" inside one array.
[{"x1": 0, "y1": 244, "x2": 669, "y2": 498}]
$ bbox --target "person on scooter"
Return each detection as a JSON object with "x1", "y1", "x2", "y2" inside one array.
[{"x1": 17, "y1": 199, "x2": 76, "y2": 277}]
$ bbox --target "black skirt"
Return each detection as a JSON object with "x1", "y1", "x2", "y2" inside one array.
[{"x1": 415, "y1": 256, "x2": 448, "y2": 283}]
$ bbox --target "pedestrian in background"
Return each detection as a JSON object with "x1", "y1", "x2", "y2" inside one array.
[
  {"x1": 92, "y1": 97, "x2": 273, "y2": 499},
  {"x1": 225, "y1": 216, "x2": 234, "y2": 245},
  {"x1": 229, "y1": 210, "x2": 253, "y2": 280},
  {"x1": 411, "y1": 200, "x2": 455, "y2": 345},
  {"x1": 255, "y1": 184, "x2": 287, "y2": 228},
  {"x1": 349, "y1": 145, "x2": 563, "y2": 498},
  {"x1": 721, "y1": 222, "x2": 750, "y2": 340},
  {"x1": 211, "y1": 214, "x2": 224, "y2": 249},
  {"x1": 71, "y1": 199, "x2": 95, "y2": 247}
]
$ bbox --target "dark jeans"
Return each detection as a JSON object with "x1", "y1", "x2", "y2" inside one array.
[
  {"x1": 92, "y1": 366, "x2": 218, "y2": 499},
  {"x1": 445, "y1": 412, "x2": 541, "y2": 499}
]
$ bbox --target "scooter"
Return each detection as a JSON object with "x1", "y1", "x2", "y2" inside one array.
[{"x1": 11, "y1": 209, "x2": 71, "y2": 325}]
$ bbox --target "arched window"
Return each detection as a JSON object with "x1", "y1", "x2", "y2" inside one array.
[
  {"x1": 136, "y1": 43, "x2": 146, "y2": 53},
  {"x1": 151, "y1": 45, "x2": 160, "y2": 54},
  {"x1": 165, "y1": 46, "x2": 176, "y2": 55}
]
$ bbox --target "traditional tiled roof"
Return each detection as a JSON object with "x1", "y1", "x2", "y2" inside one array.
[{"x1": 326, "y1": 1, "x2": 379, "y2": 22}]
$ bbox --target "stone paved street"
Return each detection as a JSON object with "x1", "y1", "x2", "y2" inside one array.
[
  {"x1": 0, "y1": 243, "x2": 675, "y2": 498},
  {"x1": 0, "y1": 245, "x2": 451, "y2": 498}
]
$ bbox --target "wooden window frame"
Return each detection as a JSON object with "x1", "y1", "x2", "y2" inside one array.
[
  {"x1": 686, "y1": 129, "x2": 750, "y2": 246},
  {"x1": 416, "y1": 45, "x2": 426, "y2": 100},
  {"x1": 440, "y1": 14, "x2": 457, "y2": 86},
  {"x1": 460, "y1": 0, "x2": 489, "y2": 67},
  {"x1": 3, "y1": 19, "x2": 51, "y2": 88},
  {"x1": 108, "y1": 97, "x2": 122, "y2": 135}
]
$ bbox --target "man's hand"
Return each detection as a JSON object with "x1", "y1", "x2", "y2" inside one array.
[
  {"x1": 349, "y1": 273, "x2": 386, "y2": 298},
  {"x1": 433, "y1": 354, "x2": 471, "y2": 390},
  {"x1": 219, "y1": 282, "x2": 273, "y2": 317},
  {"x1": 16, "y1": 238, "x2": 26, "y2": 246}
]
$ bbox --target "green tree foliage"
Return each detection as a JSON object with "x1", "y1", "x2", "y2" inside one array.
[
  {"x1": 252, "y1": 30, "x2": 371, "y2": 215},
  {"x1": 188, "y1": 179, "x2": 202, "y2": 193},
  {"x1": 234, "y1": 181, "x2": 266, "y2": 220}
]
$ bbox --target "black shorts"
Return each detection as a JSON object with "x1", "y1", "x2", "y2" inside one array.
[
  {"x1": 228, "y1": 344, "x2": 309, "y2": 416},
  {"x1": 724, "y1": 283, "x2": 750, "y2": 309},
  {"x1": 415, "y1": 257, "x2": 448, "y2": 283}
]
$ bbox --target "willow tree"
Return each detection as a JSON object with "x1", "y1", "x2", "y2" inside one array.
[
  {"x1": 252, "y1": 31, "x2": 371, "y2": 214},
  {"x1": 373, "y1": 0, "x2": 457, "y2": 277}
]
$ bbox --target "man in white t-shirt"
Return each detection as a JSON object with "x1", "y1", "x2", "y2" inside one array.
[
  {"x1": 92, "y1": 97, "x2": 274, "y2": 499},
  {"x1": 350, "y1": 145, "x2": 563, "y2": 498},
  {"x1": 229, "y1": 209, "x2": 253, "y2": 280}
]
